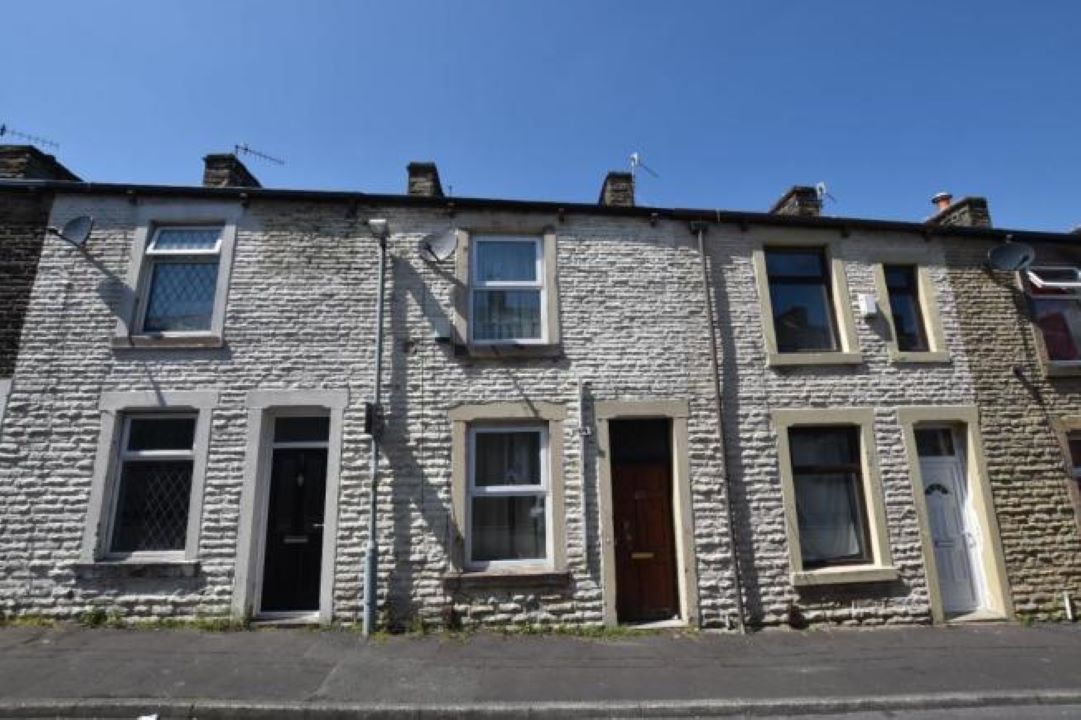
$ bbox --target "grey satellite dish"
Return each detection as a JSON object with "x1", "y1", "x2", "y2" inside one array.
[
  {"x1": 48, "y1": 215, "x2": 94, "y2": 247},
  {"x1": 987, "y1": 240, "x2": 1035, "y2": 272},
  {"x1": 419, "y1": 228, "x2": 458, "y2": 263}
]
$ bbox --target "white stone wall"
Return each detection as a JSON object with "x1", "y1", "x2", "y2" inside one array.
[{"x1": 0, "y1": 192, "x2": 977, "y2": 629}]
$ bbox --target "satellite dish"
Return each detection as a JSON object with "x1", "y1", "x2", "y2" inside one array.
[
  {"x1": 987, "y1": 241, "x2": 1035, "y2": 272},
  {"x1": 419, "y1": 228, "x2": 458, "y2": 263},
  {"x1": 48, "y1": 215, "x2": 94, "y2": 247}
]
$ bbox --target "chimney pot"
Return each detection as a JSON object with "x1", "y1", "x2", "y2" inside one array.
[
  {"x1": 770, "y1": 186, "x2": 822, "y2": 217},
  {"x1": 202, "y1": 154, "x2": 261, "y2": 188},
  {"x1": 932, "y1": 192, "x2": 953, "y2": 212},
  {"x1": 0, "y1": 145, "x2": 81, "y2": 181},
  {"x1": 599, "y1": 171, "x2": 634, "y2": 207},
  {"x1": 407, "y1": 162, "x2": 444, "y2": 197}
]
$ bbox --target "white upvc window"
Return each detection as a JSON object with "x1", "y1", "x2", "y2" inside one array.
[
  {"x1": 106, "y1": 413, "x2": 198, "y2": 560},
  {"x1": 137, "y1": 226, "x2": 224, "y2": 334},
  {"x1": 1025, "y1": 266, "x2": 1081, "y2": 364},
  {"x1": 466, "y1": 424, "x2": 552, "y2": 570},
  {"x1": 469, "y1": 236, "x2": 547, "y2": 344}
]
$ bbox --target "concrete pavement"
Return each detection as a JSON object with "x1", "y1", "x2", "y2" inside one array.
[{"x1": 1, "y1": 623, "x2": 1081, "y2": 717}]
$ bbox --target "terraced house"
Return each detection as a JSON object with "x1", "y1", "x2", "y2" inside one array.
[{"x1": 0, "y1": 147, "x2": 1078, "y2": 631}]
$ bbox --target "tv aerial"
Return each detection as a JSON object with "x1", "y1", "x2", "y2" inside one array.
[
  {"x1": 815, "y1": 181, "x2": 837, "y2": 204},
  {"x1": 629, "y1": 152, "x2": 659, "y2": 181},
  {"x1": 418, "y1": 228, "x2": 458, "y2": 263},
  {"x1": 986, "y1": 236, "x2": 1036, "y2": 272},
  {"x1": 47, "y1": 216, "x2": 94, "y2": 247},
  {"x1": 234, "y1": 143, "x2": 285, "y2": 166},
  {"x1": 0, "y1": 123, "x2": 59, "y2": 150}
]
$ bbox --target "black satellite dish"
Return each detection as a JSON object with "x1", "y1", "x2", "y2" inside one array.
[
  {"x1": 987, "y1": 241, "x2": 1035, "y2": 272},
  {"x1": 47, "y1": 216, "x2": 94, "y2": 247}
]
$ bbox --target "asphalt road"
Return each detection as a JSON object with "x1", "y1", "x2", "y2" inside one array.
[{"x1": 1, "y1": 622, "x2": 1081, "y2": 717}]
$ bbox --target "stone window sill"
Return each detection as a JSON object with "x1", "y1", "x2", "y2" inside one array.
[
  {"x1": 1043, "y1": 361, "x2": 1081, "y2": 378},
  {"x1": 889, "y1": 350, "x2": 951, "y2": 364},
  {"x1": 458, "y1": 343, "x2": 563, "y2": 360},
  {"x1": 791, "y1": 565, "x2": 898, "y2": 588},
  {"x1": 111, "y1": 334, "x2": 223, "y2": 350},
  {"x1": 443, "y1": 569, "x2": 571, "y2": 590},
  {"x1": 768, "y1": 351, "x2": 863, "y2": 367},
  {"x1": 73, "y1": 559, "x2": 200, "y2": 581}
]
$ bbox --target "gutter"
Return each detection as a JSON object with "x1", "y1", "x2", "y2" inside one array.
[{"x1": 2, "y1": 179, "x2": 1077, "y2": 245}]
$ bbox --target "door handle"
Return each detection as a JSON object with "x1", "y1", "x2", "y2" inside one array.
[{"x1": 311, "y1": 523, "x2": 324, "y2": 529}]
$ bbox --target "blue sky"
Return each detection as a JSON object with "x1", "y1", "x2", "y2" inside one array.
[{"x1": 3, "y1": 1, "x2": 1078, "y2": 231}]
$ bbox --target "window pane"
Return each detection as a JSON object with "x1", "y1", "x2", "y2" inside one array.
[
  {"x1": 151, "y1": 227, "x2": 221, "y2": 251},
  {"x1": 766, "y1": 250, "x2": 827, "y2": 278},
  {"x1": 770, "y1": 282, "x2": 839, "y2": 352},
  {"x1": 274, "y1": 416, "x2": 330, "y2": 444},
  {"x1": 884, "y1": 265, "x2": 929, "y2": 352},
  {"x1": 110, "y1": 460, "x2": 193, "y2": 553},
  {"x1": 1068, "y1": 434, "x2": 1081, "y2": 472},
  {"x1": 471, "y1": 495, "x2": 546, "y2": 562},
  {"x1": 475, "y1": 431, "x2": 541, "y2": 486},
  {"x1": 475, "y1": 240, "x2": 537, "y2": 282},
  {"x1": 1033, "y1": 298, "x2": 1081, "y2": 361},
  {"x1": 794, "y1": 471, "x2": 870, "y2": 567},
  {"x1": 790, "y1": 427, "x2": 858, "y2": 468},
  {"x1": 143, "y1": 261, "x2": 219, "y2": 332},
  {"x1": 915, "y1": 428, "x2": 955, "y2": 457},
  {"x1": 127, "y1": 417, "x2": 196, "y2": 451},
  {"x1": 473, "y1": 289, "x2": 542, "y2": 341}
]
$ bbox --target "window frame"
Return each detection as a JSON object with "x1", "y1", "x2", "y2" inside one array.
[
  {"x1": 772, "y1": 408, "x2": 896, "y2": 587},
  {"x1": 81, "y1": 390, "x2": 218, "y2": 564},
  {"x1": 751, "y1": 236, "x2": 862, "y2": 367},
  {"x1": 1023, "y1": 265, "x2": 1081, "y2": 373},
  {"x1": 872, "y1": 262, "x2": 950, "y2": 363},
  {"x1": 465, "y1": 423, "x2": 553, "y2": 571},
  {"x1": 452, "y1": 227, "x2": 562, "y2": 357},
  {"x1": 112, "y1": 202, "x2": 243, "y2": 350},
  {"x1": 1051, "y1": 416, "x2": 1081, "y2": 539},
  {"x1": 104, "y1": 412, "x2": 198, "y2": 560},
  {"x1": 135, "y1": 225, "x2": 224, "y2": 336},
  {"x1": 448, "y1": 402, "x2": 567, "y2": 576},
  {"x1": 468, "y1": 235, "x2": 548, "y2": 346}
]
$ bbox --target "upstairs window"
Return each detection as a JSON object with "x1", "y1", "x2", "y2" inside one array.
[
  {"x1": 109, "y1": 415, "x2": 197, "y2": 555},
  {"x1": 788, "y1": 425, "x2": 872, "y2": 569},
  {"x1": 466, "y1": 425, "x2": 550, "y2": 568},
  {"x1": 765, "y1": 248, "x2": 840, "y2": 353},
  {"x1": 138, "y1": 226, "x2": 223, "y2": 334},
  {"x1": 470, "y1": 236, "x2": 545, "y2": 343},
  {"x1": 883, "y1": 264, "x2": 930, "y2": 352},
  {"x1": 1026, "y1": 267, "x2": 1081, "y2": 362}
]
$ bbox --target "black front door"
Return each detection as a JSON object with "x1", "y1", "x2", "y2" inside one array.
[{"x1": 260, "y1": 446, "x2": 327, "y2": 612}]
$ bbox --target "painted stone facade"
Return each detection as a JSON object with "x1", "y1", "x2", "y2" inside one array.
[{"x1": 0, "y1": 172, "x2": 1075, "y2": 630}]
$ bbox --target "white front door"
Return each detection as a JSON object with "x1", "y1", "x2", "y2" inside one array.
[{"x1": 916, "y1": 427, "x2": 983, "y2": 615}]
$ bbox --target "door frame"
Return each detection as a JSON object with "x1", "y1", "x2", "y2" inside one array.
[
  {"x1": 897, "y1": 406, "x2": 1013, "y2": 624},
  {"x1": 233, "y1": 389, "x2": 348, "y2": 624},
  {"x1": 595, "y1": 399, "x2": 699, "y2": 628}
]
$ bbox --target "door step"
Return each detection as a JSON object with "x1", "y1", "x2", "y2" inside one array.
[{"x1": 251, "y1": 612, "x2": 321, "y2": 628}]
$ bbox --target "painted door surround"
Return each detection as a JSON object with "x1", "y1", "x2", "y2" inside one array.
[
  {"x1": 595, "y1": 399, "x2": 699, "y2": 627},
  {"x1": 897, "y1": 406, "x2": 1013, "y2": 624},
  {"x1": 232, "y1": 389, "x2": 348, "y2": 623}
]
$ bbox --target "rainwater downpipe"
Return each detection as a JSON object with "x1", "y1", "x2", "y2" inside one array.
[
  {"x1": 363, "y1": 218, "x2": 389, "y2": 636},
  {"x1": 691, "y1": 221, "x2": 747, "y2": 634}
]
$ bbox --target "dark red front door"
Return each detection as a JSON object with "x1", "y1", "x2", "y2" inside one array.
[{"x1": 613, "y1": 461, "x2": 678, "y2": 623}]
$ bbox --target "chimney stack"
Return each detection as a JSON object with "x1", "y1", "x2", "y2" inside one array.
[
  {"x1": 0, "y1": 145, "x2": 81, "y2": 181},
  {"x1": 926, "y1": 193, "x2": 992, "y2": 229},
  {"x1": 407, "y1": 162, "x2": 444, "y2": 197},
  {"x1": 599, "y1": 171, "x2": 634, "y2": 207},
  {"x1": 769, "y1": 186, "x2": 822, "y2": 217},
  {"x1": 202, "y1": 154, "x2": 261, "y2": 188}
]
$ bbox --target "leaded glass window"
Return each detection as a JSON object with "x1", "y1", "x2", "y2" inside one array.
[
  {"x1": 140, "y1": 226, "x2": 222, "y2": 333},
  {"x1": 108, "y1": 415, "x2": 196, "y2": 554}
]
